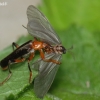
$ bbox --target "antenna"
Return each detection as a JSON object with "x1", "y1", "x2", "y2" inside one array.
[
  {"x1": 22, "y1": 25, "x2": 27, "y2": 29},
  {"x1": 67, "y1": 45, "x2": 75, "y2": 60}
]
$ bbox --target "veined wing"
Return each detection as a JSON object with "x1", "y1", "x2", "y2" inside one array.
[
  {"x1": 27, "y1": 5, "x2": 61, "y2": 45},
  {"x1": 33, "y1": 53, "x2": 62, "y2": 98}
]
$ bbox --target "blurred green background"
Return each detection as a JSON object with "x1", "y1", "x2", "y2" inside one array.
[{"x1": 0, "y1": 0, "x2": 100, "y2": 100}]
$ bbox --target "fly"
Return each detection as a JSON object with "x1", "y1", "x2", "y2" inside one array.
[
  {"x1": 26, "y1": 5, "x2": 72, "y2": 98},
  {"x1": 0, "y1": 5, "x2": 72, "y2": 98}
]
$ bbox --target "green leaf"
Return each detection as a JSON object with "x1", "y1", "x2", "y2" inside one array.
[
  {"x1": 39, "y1": 0, "x2": 100, "y2": 32},
  {"x1": 1, "y1": 25, "x2": 100, "y2": 100},
  {"x1": 17, "y1": 84, "x2": 61, "y2": 100}
]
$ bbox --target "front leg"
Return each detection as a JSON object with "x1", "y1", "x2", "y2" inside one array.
[{"x1": 39, "y1": 49, "x2": 61, "y2": 64}]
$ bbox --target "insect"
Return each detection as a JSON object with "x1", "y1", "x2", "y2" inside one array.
[
  {"x1": 26, "y1": 5, "x2": 70, "y2": 98},
  {"x1": 0, "y1": 5, "x2": 71, "y2": 98}
]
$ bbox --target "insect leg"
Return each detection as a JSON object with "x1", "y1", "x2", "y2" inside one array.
[
  {"x1": 27, "y1": 52, "x2": 34, "y2": 83},
  {"x1": 12, "y1": 42, "x2": 19, "y2": 51},
  {"x1": 14, "y1": 58, "x2": 25, "y2": 63},
  {"x1": 14, "y1": 57, "x2": 35, "y2": 83},
  {"x1": 0, "y1": 60, "x2": 12, "y2": 85},
  {"x1": 39, "y1": 49, "x2": 61, "y2": 64}
]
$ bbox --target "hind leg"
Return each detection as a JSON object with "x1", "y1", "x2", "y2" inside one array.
[
  {"x1": 0, "y1": 57, "x2": 25, "y2": 85},
  {"x1": 0, "y1": 60, "x2": 12, "y2": 85}
]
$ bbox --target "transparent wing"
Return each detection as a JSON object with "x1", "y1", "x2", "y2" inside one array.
[
  {"x1": 33, "y1": 53, "x2": 62, "y2": 98},
  {"x1": 27, "y1": 5, "x2": 61, "y2": 45}
]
